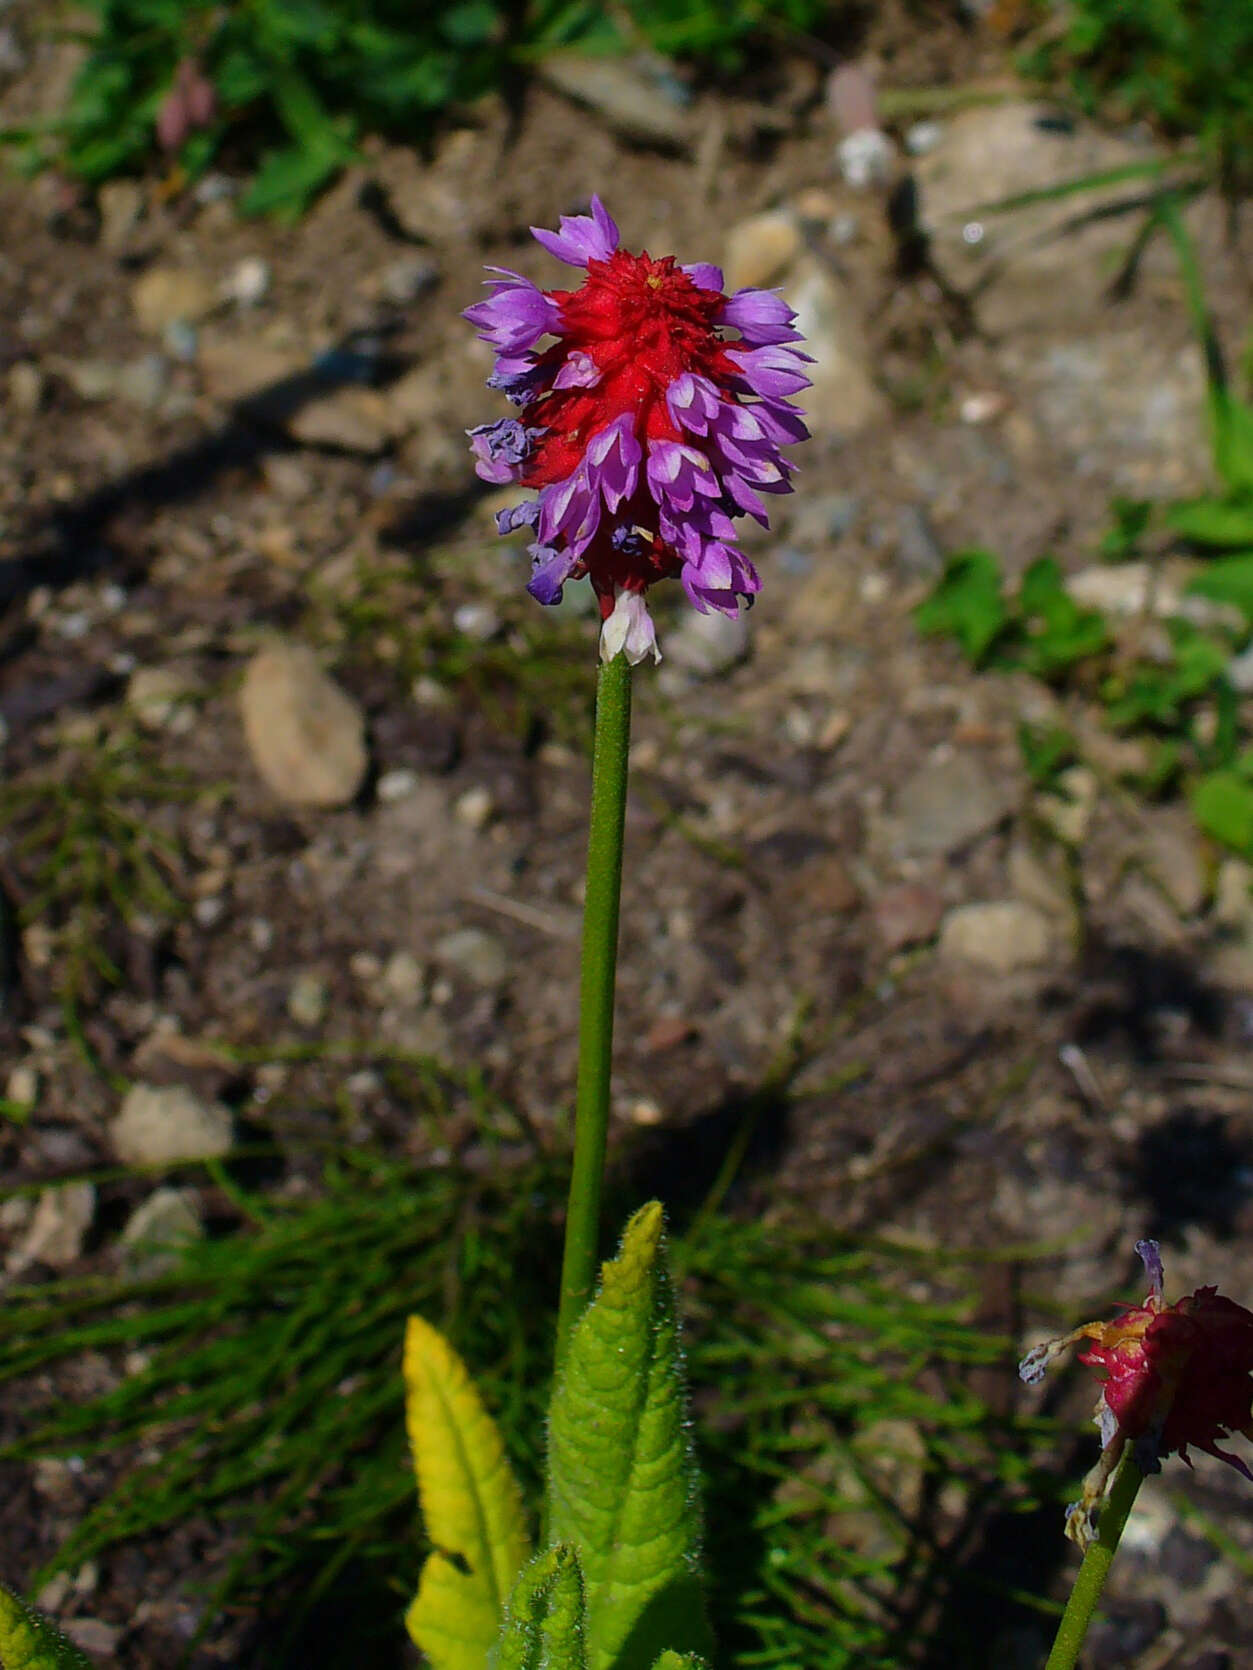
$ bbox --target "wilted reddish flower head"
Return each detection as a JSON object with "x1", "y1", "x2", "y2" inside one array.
[
  {"x1": 464, "y1": 197, "x2": 810, "y2": 664},
  {"x1": 1020, "y1": 1240, "x2": 1253, "y2": 1546}
]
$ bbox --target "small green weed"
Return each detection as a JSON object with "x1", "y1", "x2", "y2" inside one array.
[
  {"x1": 9, "y1": 0, "x2": 834, "y2": 217},
  {"x1": 0, "y1": 726, "x2": 213, "y2": 1020},
  {"x1": 311, "y1": 547, "x2": 595, "y2": 744},
  {"x1": 919, "y1": 204, "x2": 1253, "y2": 856},
  {"x1": 1024, "y1": 0, "x2": 1253, "y2": 210},
  {"x1": 916, "y1": 545, "x2": 1253, "y2": 849}
]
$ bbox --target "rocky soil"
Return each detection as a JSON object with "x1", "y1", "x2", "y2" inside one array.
[{"x1": 2, "y1": 7, "x2": 1253, "y2": 1667}]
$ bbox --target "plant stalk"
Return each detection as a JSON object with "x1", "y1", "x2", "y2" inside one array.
[
  {"x1": 1043, "y1": 1457, "x2": 1144, "y2": 1670},
  {"x1": 554, "y1": 653, "x2": 633, "y2": 1366}
]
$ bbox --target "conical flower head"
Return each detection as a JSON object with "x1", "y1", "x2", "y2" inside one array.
[
  {"x1": 464, "y1": 197, "x2": 810, "y2": 663},
  {"x1": 1020, "y1": 1240, "x2": 1253, "y2": 1546}
]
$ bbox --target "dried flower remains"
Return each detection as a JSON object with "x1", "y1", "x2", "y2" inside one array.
[{"x1": 1020, "y1": 1239, "x2": 1253, "y2": 1547}]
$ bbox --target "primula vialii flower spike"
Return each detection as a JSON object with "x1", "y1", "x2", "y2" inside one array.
[
  {"x1": 464, "y1": 196, "x2": 810, "y2": 664},
  {"x1": 1020, "y1": 1240, "x2": 1253, "y2": 1548}
]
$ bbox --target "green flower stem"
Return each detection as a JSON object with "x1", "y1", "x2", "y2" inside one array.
[
  {"x1": 555, "y1": 652, "x2": 633, "y2": 1368},
  {"x1": 1044, "y1": 1457, "x2": 1144, "y2": 1670}
]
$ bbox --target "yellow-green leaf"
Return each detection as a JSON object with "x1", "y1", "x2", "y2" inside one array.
[
  {"x1": 0, "y1": 1583, "x2": 93, "y2": 1670},
  {"x1": 404, "y1": 1315, "x2": 531, "y2": 1670}
]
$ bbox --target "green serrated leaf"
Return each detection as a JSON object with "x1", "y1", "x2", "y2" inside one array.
[
  {"x1": 1167, "y1": 498, "x2": 1253, "y2": 549},
  {"x1": 238, "y1": 143, "x2": 343, "y2": 217},
  {"x1": 492, "y1": 1545, "x2": 588, "y2": 1670},
  {"x1": 404, "y1": 1315, "x2": 531, "y2": 1670},
  {"x1": 547, "y1": 1203, "x2": 713, "y2": 1670},
  {"x1": 913, "y1": 548, "x2": 1007, "y2": 666},
  {"x1": 1192, "y1": 770, "x2": 1253, "y2": 852},
  {"x1": 649, "y1": 1656, "x2": 708, "y2": 1670},
  {"x1": 0, "y1": 1582, "x2": 94, "y2": 1670}
]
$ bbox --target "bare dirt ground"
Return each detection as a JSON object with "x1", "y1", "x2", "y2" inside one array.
[{"x1": 2, "y1": 4, "x2": 1253, "y2": 1666}]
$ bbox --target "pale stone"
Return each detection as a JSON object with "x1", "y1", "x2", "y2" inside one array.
[
  {"x1": 722, "y1": 210, "x2": 802, "y2": 292},
  {"x1": 126, "y1": 664, "x2": 199, "y2": 731},
  {"x1": 9, "y1": 1183, "x2": 95, "y2": 1270},
  {"x1": 938, "y1": 900, "x2": 1052, "y2": 973},
  {"x1": 120, "y1": 1187, "x2": 204, "y2": 1275},
  {"x1": 239, "y1": 642, "x2": 368, "y2": 808},
  {"x1": 895, "y1": 752, "x2": 1014, "y2": 857},
  {"x1": 538, "y1": 54, "x2": 691, "y2": 148},
  {"x1": 287, "y1": 387, "x2": 394, "y2": 455},
  {"x1": 287, "y1": 972, "x2": 329, "y2": 1028},
  {"x1": 1139, "y1": 822, "x2": 1207, "y2": 917},
  {"x1": 433, "y1": 927, "x2": 508, "y2": 989},
  {"x1": 784, "y1": 255, "x2": 886, "y2": 441},
  {"x1": 111, "y1": 1083, "x2": 233, "y2": 1167},
  {"x1": 132, "y1": 266, "x2": 218, "y2": 333},
  {"x1": 1035, "y1": 765, "x2": 1099, "y2": 846}
]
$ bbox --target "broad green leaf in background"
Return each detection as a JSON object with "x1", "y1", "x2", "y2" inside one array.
[
  {"x1": 492, "y1": 1544, "x2": 588, "y2": 1670},
  {"x1": 404, "y1": 1315, "x2": 531, "y2": 1670},
  {"x1": 1212, "y1": 392, "x2": 1253, "y2": 498},
  {"x1": 913, "y1": 548, "x2": 1008, "y2": 666},
  {"x1": 546, "y1": 1202, "x2": 713, "y2": 1670},
  {"x1": 1167, "y1": 498, "x2": 1253, "y2": 549},
  {"x1": 1017, "y1": 555, "x2": 1110, "y2": 676},
  {"x1": 0, "y1": 1582, "x2": 93, "y2": 1670},
  {"x1": 1191, "y1": 769, "x2": 1253, "y2": 852},
  {"x1": 1187, "y1": 551, "x2": 1253, "y2": 621},
  {"x1": 1100, "y1": 495, "x2": 1153, "y2": 561}
]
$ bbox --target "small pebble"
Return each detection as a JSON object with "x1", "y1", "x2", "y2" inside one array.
[
  {"x1": 377, "y1": 767, "x2": 419, "y2": 803},
  {"x1": 224, "y1": 255, "x2": 270, "y2": 306},
  {"x1": 453, "y1": 602, "x2": 501, "y2": 641},
  {"x1": 288, "y1": 972, "x2": 329, "y2": 1028},
  {"x1": 454, "y1": 785, "x2": 494, "y2": 830},
  {"x1": 5, "y1": 1062, "x2": 38, "y2": 1109}
]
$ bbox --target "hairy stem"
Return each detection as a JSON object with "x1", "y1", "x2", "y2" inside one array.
[
  {"x1": 555, "y1": 653, "x2": 633, "y2": 1366},
  {"x1": 1044, "y1": 1457, "x2": 1144, "y2": 1670}
]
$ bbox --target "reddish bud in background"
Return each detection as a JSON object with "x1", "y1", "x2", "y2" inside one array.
[{"x1": 156, "y1": 59, "x2": 217, "y2": 153}]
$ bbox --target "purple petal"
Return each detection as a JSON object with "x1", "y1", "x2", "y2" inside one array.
[
  {"x1": 717, "y1": 287, "x2": 804, "y2": 345},
  {"x1": 666, "y1": 372, "x2": 722, "y2": 437},
  {"x1": 495, "y1": 498, "x2": 540, "y2": 536},
  {"x1": 487, "y1": 354, "x2": 549, "y2": 406},
  {"x1": 1135, "y1": 1239, "x2": 1164, "y2": 1300},
  {"x1": 754, "y1": 399, "x2": 811, "y2": 447},
  {"x1": 531, "y1": 195, "x2": 620, "y2": 267},
  {"x1": 728, "y1": 344, "x2": 813, "y2": 399},
  {"x1": 683, "y1": 262, "x2": 724, "y2": 292},
  {"x1": 723, "y1": 472, "x2": 770, "y2": 524},
  {"x1": 645, "y1": 439, "x2": 719, "y2": 513},
  {"x1": 527, "y1": 544, "x2": 578, "y2": 605},
  {"x1": 467, "y1": 418, "x2": 541, "y2": 484},
  {"x1": 537, "y1": 465, "x2": 601, "y2": 557},
  {"x1": 553, "y1": 350, "x2": 602, "y2": 391},
  {"x1": 464, "y1": 268, "x2": 560, "y2": 354},
  {"x1": 611, "y1": 524, "x2": 648, "y2": 558},
  {"x1": 585, "y1": 413, "x2": 642, "y2": 512}
]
